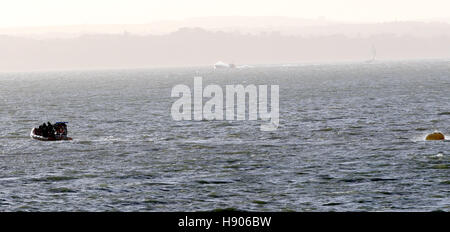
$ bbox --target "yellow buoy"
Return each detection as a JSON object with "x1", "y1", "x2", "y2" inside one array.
[{"x1": 425, "y1": 132, "x2": 445, "y2": 141}]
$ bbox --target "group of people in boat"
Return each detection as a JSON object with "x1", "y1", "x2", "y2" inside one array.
[{"x1": 34, "y1": 122, "x2": 68, "y2": 139}]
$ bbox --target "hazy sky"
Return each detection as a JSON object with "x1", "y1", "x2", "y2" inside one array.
[{"x1": 1, "y1": 0, "x2": 450, "y2": 27}]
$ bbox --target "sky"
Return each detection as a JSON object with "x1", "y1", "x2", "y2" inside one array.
[{"x1": 1, "y1": 0, "x2": 450, "y2": 28}]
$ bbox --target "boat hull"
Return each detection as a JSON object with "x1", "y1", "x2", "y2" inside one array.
[{"x1": 30, "y1": 128, "x2": 72, "y2": 141}]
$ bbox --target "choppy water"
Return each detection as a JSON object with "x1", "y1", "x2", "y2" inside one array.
[{"x1": 0, "y1": 61, "x2": 449, "y2": 211}]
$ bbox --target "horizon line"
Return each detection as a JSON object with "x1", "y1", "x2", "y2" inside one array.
[{"x1": 2, "y1": 16, "x2": 450, "y2": 29}]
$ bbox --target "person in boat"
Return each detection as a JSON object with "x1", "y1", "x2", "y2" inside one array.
[
  {"x1": 41, "y1": 123, "x2": 49, "y2": 137},
  {"x1": 35, "y1": 122, "x2": 54, "y2": 138},
  {"x1": 54, "y1": 122, "x2": 68, "y2": 139},
  {"x1": 47, "y1": 122, "x2": 56, "y2": 139},
  {"x1": 34, "y1": 126, "x2": 42, "y2": 136}
]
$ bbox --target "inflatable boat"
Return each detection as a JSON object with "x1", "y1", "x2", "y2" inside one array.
[
  {"x1": 30, "y1": 128, "x2": 72, "y2": 141},
  {"x1": 31, "y1": 121, "x2": 72, "y2": 141}
]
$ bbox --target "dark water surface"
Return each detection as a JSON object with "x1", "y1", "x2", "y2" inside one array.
[{"x1": 0, "y1": 61, "x2": 449, "y2": 211}]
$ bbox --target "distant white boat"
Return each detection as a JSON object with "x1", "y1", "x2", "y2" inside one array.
[
  {"x1": 214, "y1": 61, "x2": 236, "y2": 69},
  {"x1": 214, "y1": 61, "x2": 230, "y2": 69},
  {"x1": 236, "y1": 64, "x2": 253, "y2": 69},
  {"x1": 281, "y1": 64, "x2": 299, "y2": 67}
]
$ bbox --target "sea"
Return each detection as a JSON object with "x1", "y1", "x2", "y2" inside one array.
[{"x1": 0, "y1": 60, "x2": 449, "y2": 211}]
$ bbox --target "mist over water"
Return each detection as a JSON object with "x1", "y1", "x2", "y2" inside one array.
[{"x1": 0, "y1": 60, "x2": 449, "y2": 211}]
